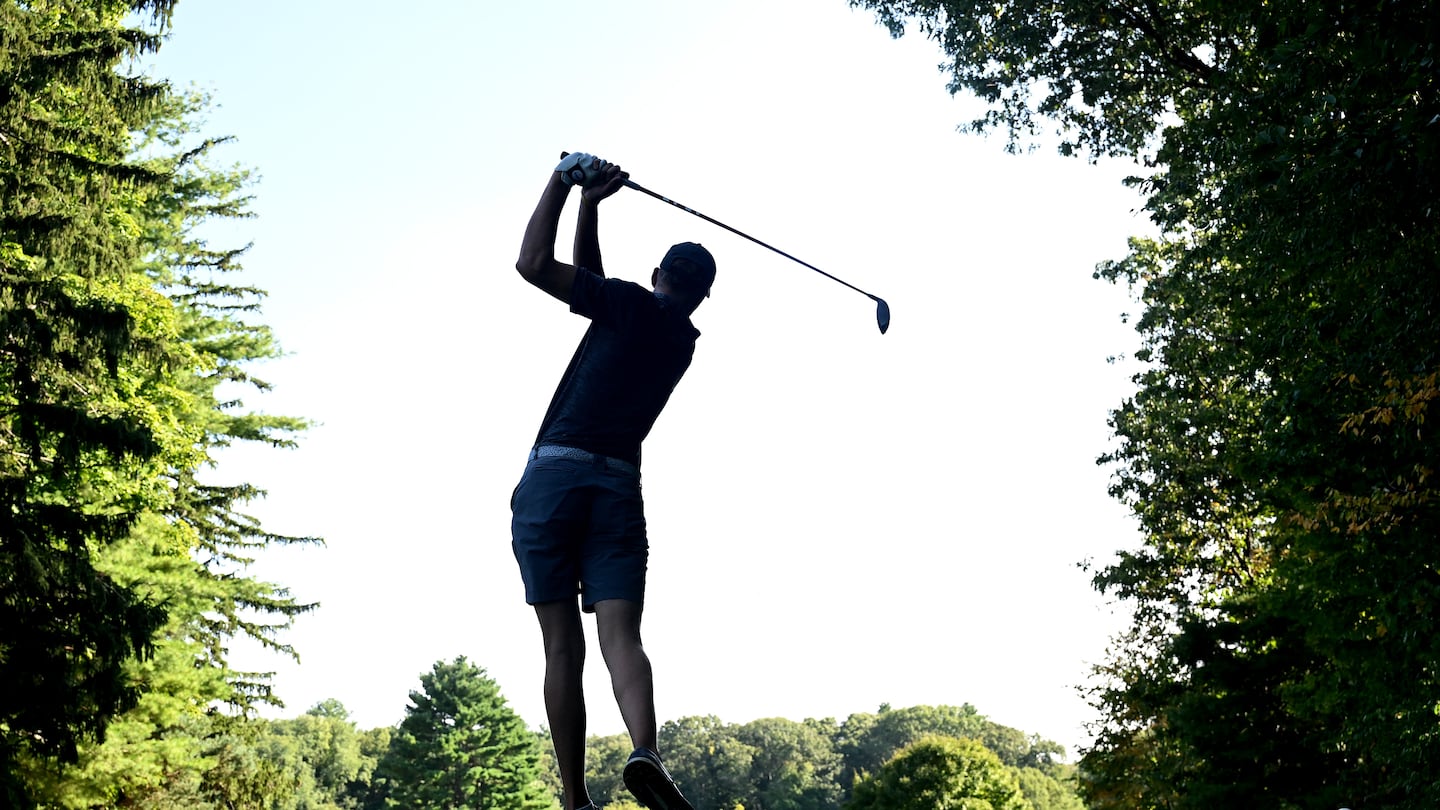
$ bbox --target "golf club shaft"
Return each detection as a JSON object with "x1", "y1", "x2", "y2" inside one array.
[{"x1": 622, "y1": 179, "x2": 881, "y2": 304}]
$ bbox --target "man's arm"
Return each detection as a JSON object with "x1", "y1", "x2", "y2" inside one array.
[
  {"x1": 516, "y1": 154, "x2": 629, "y2": 304},
  {"x1": 573, "y1": 197, "x2": 603, "y2": 278},
  {"x1": 573, "y1": 162, "x2": 629, "y2": 277},
  {"x1": 516, "y1": 171, "x2": 578, "y2": 304}
]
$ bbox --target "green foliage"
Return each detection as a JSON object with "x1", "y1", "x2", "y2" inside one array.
[
  {"x1": 24, "y1": 88, "x2": 315, "y2": 805},
  {"x1": 196, "y1": 717, "x2": 308, "y2": 810},
  {"x1": 1015, "y1": 767, "x2": 1083, "y2": 810},
  {"x1": 853, "y1": 0, "x2": 1439, "y2": 807},
  {"x1": 642, "y1": 706, "x2": 1074, "y2": 810},
  {"x1": 2, "y1": 7, "x2": 313, "y2": 804},
  {"x1": 834, "y1": 704, "x2": 1062, "y2": 791},
  {"x1": 2, "y1": 4, "x2": 181, "y2": 795},
  {"x1": 257, "y1": 702, "x2": 383, "y2": 809},
  {"x1": 734, "y1": 717, "x2": 844, "y2": 810},
  {"x1": 29, "y1": 528, "x2": 264, "y2": 808},
  {"x1": 658, "y1": 715, "x2": 756, "y2": 810},
  {"x1": 846, "y1": 736, "x2": 1028, "y2": 810},
  {"x1": 377, "y1": 657, "x2": 552, "y2": 810},
  {"x1": 122, "y1": 701, "x2": 1072, "y2": 810},
  {"x1": 578, "y1": 733, "x2": 630, "y2": 808}
]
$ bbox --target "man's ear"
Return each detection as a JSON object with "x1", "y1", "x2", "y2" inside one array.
[{"x1": 651, "y1": 267, "x2": 661, "y2": 287}]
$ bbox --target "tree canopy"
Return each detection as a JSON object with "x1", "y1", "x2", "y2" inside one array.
[
  {"x1": 852, "y1": 0, "x2": 1439, "y2": 806},
  {"x1": 847, "y1": 736, "x2": 1028, "y2": 810},
  {"x1": 651, "y1": 705, "x2": 1075, "y2": 810}
]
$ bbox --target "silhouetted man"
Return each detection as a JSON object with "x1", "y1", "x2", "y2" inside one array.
[{"x1": 511, "y1": 152, "x2": 715, "y2": 810}]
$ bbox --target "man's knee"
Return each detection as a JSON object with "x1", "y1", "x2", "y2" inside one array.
[
  {"x1": 536, "y1": 601, "x2": 587, "y2": 662},
  {"x1": 593, "y1": 599, "x2": 645, "y2": 651}
]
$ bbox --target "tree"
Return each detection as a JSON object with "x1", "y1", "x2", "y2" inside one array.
[
  {"x1": 835, "y1": 704, "x2": 986, "y2": 789},
  {"x1": 1015, "y1": 767, "x2": 1083, "y2": 810},
  {"x1": 851, "y1": 0, "x2": 1439, "y2": 806},
  {"x1": 846, "y1": 736, "x2": 1028, "y2": 810},
  {"x1": 26, "y1": 530, "x2": 301, "y2": 810},
  {"x1": 658, "y1": 715, "x2": 756, "y2": 810},
  {"x1": 646, "y1": 707, "x2": 1074, "y2": 810},
  {"x1": 3, "y1": 4, "x2": 317, "y2": 807},
  {"x1": 733, "y1": 717, "x2": 844, "y2": 810},
  {"x1": 258, "y1": 701, "x2": 382, "y2": 809},
  {"x1": 1, "y1": 4, "x2": 179, "y2": 799},
  {"x1": 834, "y1": 704, "x2": 1062, "y2": 794},
  {"x1": 8, "y1": 86, "x2": 316, "y2": 808},
  {"x1": 352, "y1": 725, "x2": 396, "y2": 810},
  {"x1": 377, "y1": 658, "x2": 552, "y2": 810},
  {"x1": 580, "y1": 733, "x2": 631, "y2": 809},
  {"x1": 197, "y1": 718, "x2": 308, "y2": 810}
]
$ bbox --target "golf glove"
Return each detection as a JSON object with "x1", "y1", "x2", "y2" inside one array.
[{"x1": 556, "y1": 152, "x2": 609, "y2": 187}]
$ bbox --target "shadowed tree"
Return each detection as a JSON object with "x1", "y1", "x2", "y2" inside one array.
[{"x1": 850, "y1": 1, "x2": 1439, "y2": 806}]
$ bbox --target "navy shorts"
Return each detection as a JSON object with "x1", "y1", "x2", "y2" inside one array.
[{"x1": 510, "y1": 452, "x2": 647, "y2": 612}]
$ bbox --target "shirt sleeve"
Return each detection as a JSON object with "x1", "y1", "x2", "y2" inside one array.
[{"x1": 570, "y1": 272, "x2": 658, "y2": 333}]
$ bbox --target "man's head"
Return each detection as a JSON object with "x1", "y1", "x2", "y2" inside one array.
[{"x1": 652, "y1": 242, "x2": 716, "y2": 313}]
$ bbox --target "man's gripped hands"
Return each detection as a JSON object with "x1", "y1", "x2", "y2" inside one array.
[
  {"x1": 582, "y1": 162, "x2": 628, "y2": 203},
  {"x1": 556, "y1": 151, "x2": 629, "y2": 203}
]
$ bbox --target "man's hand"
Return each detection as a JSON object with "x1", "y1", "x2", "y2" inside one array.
[
  {"x1": 581, "y1": 161, "x2": 629, "y2": 204},
  {"x1": 556, "y1": 152, "x2": 609, "y2": 187}
]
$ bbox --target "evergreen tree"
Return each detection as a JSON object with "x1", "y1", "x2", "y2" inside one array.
[
  {"x1": 1, "y1": 2, "x2": 181, "y2": 802},
  {"x1": 377, "y1": 658, "x2": 552, "y2": 810},
  {"x1": 19, "y1": 85, "x2": 317, "y2": 807},
  {"x1": 2, "y1": 6, "x2": 314, "y2": 803}
]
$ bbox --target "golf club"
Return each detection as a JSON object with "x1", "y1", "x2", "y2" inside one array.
[{"x1": 622, "y1": 179, "x2": 891, "y2": 334}]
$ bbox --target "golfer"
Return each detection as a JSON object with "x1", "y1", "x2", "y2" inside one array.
[{"x1": 511, "y1": 152, "x2": 714, "y2": 810}]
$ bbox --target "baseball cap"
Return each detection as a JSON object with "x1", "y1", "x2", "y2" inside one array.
[{"x1": 659, "y1": 242, "x2": 717, "y2": 294}]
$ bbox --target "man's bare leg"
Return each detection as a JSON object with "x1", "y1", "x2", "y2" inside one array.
[
  {"x1": 593, "y1": 598, "x2": 658, "y2": 751},
  {"x1": 535, "y1": 600, "x2": 592, "y2": 810},
  {"x1": 598, "y1": 598, "x2": 694, "y2": 809}
]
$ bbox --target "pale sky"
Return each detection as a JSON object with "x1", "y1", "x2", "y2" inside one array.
[{"x1": 143, "y1": 0, "x2": 1152, "y2": 757}]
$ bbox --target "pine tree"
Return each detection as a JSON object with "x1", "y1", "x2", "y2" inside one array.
[
  {"x1": 2, "y1": 5, "x2": 316, "y2": 806},
  {"x1": 378, "y1": 658, "x2": 552, "y2": 810},
  {"x1": 2, "y1": 2, "x2": 180, "y2": 800},
  {"x1": 18, "y1": 86, "x2": 318, "y2": 808}
]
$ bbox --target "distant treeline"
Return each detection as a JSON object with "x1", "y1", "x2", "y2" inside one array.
[
  {"x1": 581, "y1": 702, "x2": 1084, "y2": 810},
  {"x1": 25, "y1": 655, "x2": 1081, "y2": 809}
]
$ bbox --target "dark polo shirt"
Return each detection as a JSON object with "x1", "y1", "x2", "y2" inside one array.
[{"x1": 533, "y1": 269, "x2": 700, "y2": 467}]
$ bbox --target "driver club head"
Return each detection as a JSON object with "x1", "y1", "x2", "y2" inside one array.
[{"x1": 875, "y1": 297, "x2": 891, "y2": 334}]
